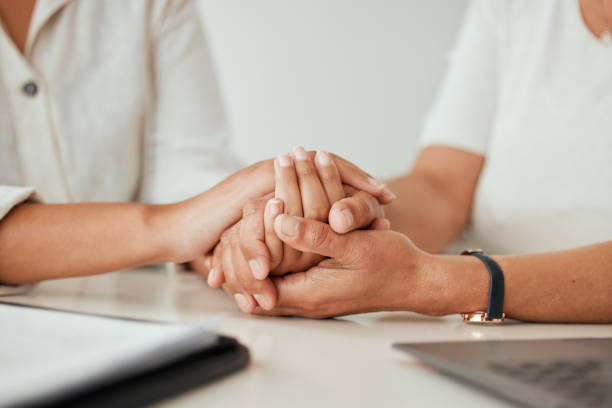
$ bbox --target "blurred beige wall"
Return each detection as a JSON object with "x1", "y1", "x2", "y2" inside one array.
[{"x1": 197, "y1": 0, "x2": 468, "y2": 178}]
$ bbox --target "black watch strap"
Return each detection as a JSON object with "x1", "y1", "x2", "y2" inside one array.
[{"x1": 461, "y1": 249, "x2": 505, "y2": 321}]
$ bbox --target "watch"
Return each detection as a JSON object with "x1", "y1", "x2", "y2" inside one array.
[{"x1": 460, "y1": 249, "x2": 505, "y2": 324}]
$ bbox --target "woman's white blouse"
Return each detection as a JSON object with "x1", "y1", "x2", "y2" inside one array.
[
  {"x1": 0, "y1": 0, "x2": 240, "y2": 225},
  {"x1": 420, "y1": 0, "x2": 612, "y2": 254}
]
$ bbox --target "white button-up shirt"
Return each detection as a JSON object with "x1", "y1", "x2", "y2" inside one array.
[
  {"x1": 0, "y1": 0, "x2": 240, "y2": 221},
  {"x1": 0, "y1": 0, "x2": 241, "y2": 293}
]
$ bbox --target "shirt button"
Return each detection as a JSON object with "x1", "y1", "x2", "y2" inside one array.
[{"x1": 22, "y1": 81, "x2": 38, "y2": 96}]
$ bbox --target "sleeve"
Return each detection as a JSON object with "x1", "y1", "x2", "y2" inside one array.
[
  {"x1": 418, "y1": 0, "x2": 503, "y2": 155},
  {"x1": 0, "y1": 185, "x2": 38, "y2": 220},
  {"x1": 0, "y1": 185, "x2": 39, "y2": 294},
  {"x1": 139, "y1": 0, "x2": 243, "y2": 204}
]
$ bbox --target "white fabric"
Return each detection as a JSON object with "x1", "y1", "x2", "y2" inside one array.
[
  {"x1": 0, "y1": 0, "x2": 241, "y2": 290},
  {"x1": 420, "y1": 0, "x2": 612, "y2": 254},
  {"x1": 0, "y1": 0, "x2": 240, "y2": 214}
]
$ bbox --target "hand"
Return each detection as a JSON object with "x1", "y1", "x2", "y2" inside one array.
[
  {"x1": 167, "y1": 148, "x2": 393, "y2": 266},
  {"x1": 252, "y1": 214, "x2": 434, "y2": 318},
  {"x1": 202, "y1": 148, "x2": 390, "y2": 313}
]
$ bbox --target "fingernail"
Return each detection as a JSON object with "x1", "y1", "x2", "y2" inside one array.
[
  {"x1": 279, "y1": 215, "x2": 300, "y2": 237},
  {"x1": 368, "y1": 177, "x2": 385, "y2": 190},
  {"x1": 383, "y1": 187, "x2": 397, "y2": 200},
  {"x1": 277, "y1": 154, "x2": 292, "y2": 167},
  {"x1": 254, "y1": 294, "x2": 273, "y2": 310},
  {"x1": 234, "y1": 294, "x2": 251, "y2": 313},
  {"x1": 293, "y1": 146, "x2": 308, "y2": 160},
  {"x1": 267, "y1": 199, "x2": 282, "y2": 216},
  {"x1": 341, "y1": 208, "x2": 354, "y2": 229},
  {"x1": 207, "y1": 268, "x2": 218, "y2": 286},
  {"x1": 316, "y1": 150, "x2": 331, "y2": 166},
  {"x1": 249, "y1": 259, "x2": 267, "y2": 280}
]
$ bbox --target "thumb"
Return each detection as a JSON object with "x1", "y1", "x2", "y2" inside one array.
[
  {"x1": 329, "y1": 191, "x2": 384, "y2": 233},
  {"x1": 273, "y1": 214, "x2": 347, "y2": 258}
]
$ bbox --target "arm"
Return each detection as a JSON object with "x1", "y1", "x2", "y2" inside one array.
[
  {"x1": 257, "y1": 215, "x2": 612, "y2": 323},
  {"x1": 383, "y1": 1, "x2": 503, "y2": 252},
  {"x1": 384, "y1": 145, "x2": 483, "y2": 253},
  {"x1": 432, "y1": 241, "x2": 612, "y2": 323},
  {"x1": 0, "y1": 153, "x2": 391, "y2": 284},
  {"x1": 0, "y1": 160, "x2": 274, "y2": 284}
]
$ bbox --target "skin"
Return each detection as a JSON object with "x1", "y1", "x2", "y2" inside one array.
[
  {"x1": 0, "y1": 5, "x2": 394, "y2": 285},
  {"x1": 194, "y1": 2, "x2": 612, "y2": 321},
  {"x1": 203, "y1": 148, "x2": 387, "y2": 312},
  {"x1": 3, "y1": 2, "x2": 609, "y2": 322},
  {"x1": 580, "y1": 0, "x2": 612, "y2": 39},
  {"x1": 0, "y1": 0, "x2": 36, "y2": 54},
  {"x1": 0, "y1": 161, "x2": 276, "y2": 283},
  {"x1": 384, "y1": 146, "x2": 483, "y2": 253},
  {"x1": 218, "y1": 145, "x2": 610, "y2": 323},
  {"x1": 0, "y1": 155, "x2": 392, "y2": 284},
  {"x1": 253, "y1": 214, "x2": 612, "y2": 323}
]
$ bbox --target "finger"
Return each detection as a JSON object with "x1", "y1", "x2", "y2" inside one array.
[
  {"x1": 268, "y1": 271, "x2": 328, "y2": 316},
  {"x1": 240, "y1": 198, "x2": 270, "y2": 280},
  {"x1": 273, "y1": 214, "x2": 347, "y2": 258},
  {"x1": 314, "y1": 150, "x2": 345, "y2": 205},
  {"x1": 371, "y1": 217, "x2": 391, "y2": 231},
  {"x1": 207, "y1": 243, "x2": 225, "y2": 287},
  {"x1": 230, "y1": 245, "x2": 277, "y2": 311},
  {"x1": 331, "y1": 153, "x2": 397, "y2": 204},
  {"x1": 222, "y1": 243, "x2": 257, "y2": 313},
  {"x1": 204, "y1": 252, "x2": 213, "y2": 270},
  {"x1": 291, "y1": 146, "x2": 329, "y2": 221},
  {"x1": 274, "y1": 154, "x2": 302, "y2": 265},
  {"x1": 264, "y1": 198, "x2": 284, "y2": 270},
  {"x1": 328, "y1": 191, "x2": 384, "y2": 233},
  {"x1": 275, "y1": 154, "x2": 302, "y2": 216},
  {"x1": 252, "y1": 307, "x2": 300, "y2": 316},
  {"x1": 190, "y1": 256, "x2": 210, "y2": 280}
]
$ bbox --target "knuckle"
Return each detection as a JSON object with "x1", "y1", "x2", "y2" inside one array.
[
  {"x1": 319, "y1": 168, "x2": 339, "y2": 183},
  {"x1": 297, "y1": 164, "x2": 315, "y2": 177},
  {"x1": 242, "y1": 199, "x2": 260, "y2": 217},
  {"x1": 305, "y1": 203, "x2": 330, "y2": 221},
  {"x1": 307, "y1": 222, "x2": 332, "y2": 249},
  {"x1": 354, "y1": 196, "x2": 374, "y2": 220},
  {"x1": 301, "y1": 297, "x2": 320, "y2": 312},
  {"x1": 357, "y1": 234, "x2": 377, "y2": 256}
]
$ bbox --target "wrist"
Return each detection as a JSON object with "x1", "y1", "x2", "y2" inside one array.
[
  {"x1": 410, "y1": 253, "x2": 489, "y2": 316},
  {"x1": 142, "y1": 203, "x2": 180, "y2": 264}
]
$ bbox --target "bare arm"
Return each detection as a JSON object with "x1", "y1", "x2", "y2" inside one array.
[
  {"x1": 384, "y1": 145, "x2": 484, "y2": 253},
  {"x1": 430, "y1": 240, "x2": 612, "y2": 323},
  {"x1": 253, "y1": 215, "x2": 612, "y2": 323},
  {"x1": 0, "y1": 154, "x2": 391, "y2": 285},
  {"x1": 0, "y1": 160, "x2": 276, "y2": 284}
]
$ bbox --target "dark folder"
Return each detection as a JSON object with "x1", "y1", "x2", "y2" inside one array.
[
  {"x1": 0, "y1": 303, "x2": 249, "y2": 408},
  {"x1": 42, "y1": 335, "x2": 249, "y2": 408}
]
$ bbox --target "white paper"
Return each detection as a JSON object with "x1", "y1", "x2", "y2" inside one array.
[{"x1": 0, "y1": 304, "x2": 222, "y2": 406}]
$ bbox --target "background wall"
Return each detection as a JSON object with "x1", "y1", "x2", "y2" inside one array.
[{"x1": 197, "y1": 0, "x2": 468, "y2": 179}]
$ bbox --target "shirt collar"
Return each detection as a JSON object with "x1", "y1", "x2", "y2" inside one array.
[{"x1": 25, "y1": 0, "x2": 73, "y2": 56}]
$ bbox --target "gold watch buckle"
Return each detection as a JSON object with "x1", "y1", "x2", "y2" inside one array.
[{"x1": 461, "y1": 311, "x2": 505, "y2": 324}]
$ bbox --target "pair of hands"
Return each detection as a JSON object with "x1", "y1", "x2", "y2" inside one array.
[{"x1": 194, "y1": 147, "x2": 396, "y2": 315}]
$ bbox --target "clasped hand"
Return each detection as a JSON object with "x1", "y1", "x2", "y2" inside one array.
[{"x1": 198, "y1": 147, "x2": 394, "y2": 314}]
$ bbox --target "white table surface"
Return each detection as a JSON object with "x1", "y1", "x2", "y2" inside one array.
[{"x1": 3, "y1": 266, "x2": 612, "y2": 407}]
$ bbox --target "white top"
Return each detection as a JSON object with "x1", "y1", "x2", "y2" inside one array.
[
  {"x1": 0, "y1": 0, "x2": 239, "y2": 223},
  {"x1": 420, "y1": 0, "x2": 612, "y2": 254}
]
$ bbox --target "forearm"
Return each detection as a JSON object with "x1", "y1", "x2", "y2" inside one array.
[
  {"x1": 419, "y1": 241, "x2": 612, "y2": 323},
  {"x1": 385, "y1": 172, "x2": 467, "y2": 253},
  {"x1": 0, "y1": 202, "x2": 169, "y2": 283},
  {"x1": 0, "y1": 160, "x2": 277, "y2": 284}
]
